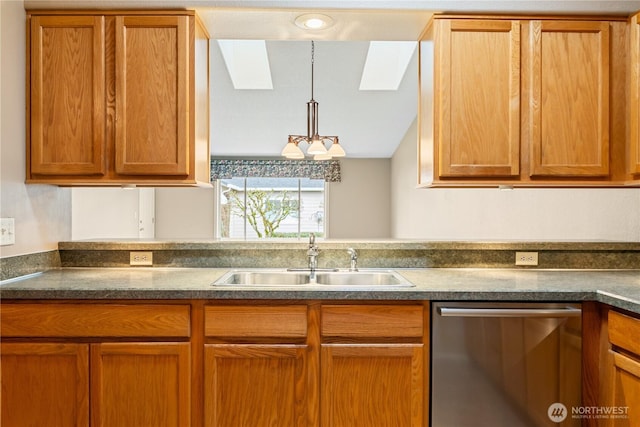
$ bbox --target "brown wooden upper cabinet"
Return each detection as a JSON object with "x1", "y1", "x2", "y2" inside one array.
[
  {"x1": 420, "y1": 15, "x2": 639, "y2": 187},
  {"x1": 528, "y1": 20, "x2": 610, "y2": 178},
  {"x1": 26, "y1": 11, "x2": 210, "y2": 186},
  {"x1": 431, "y1": 19, "x2": 522, "y2": 179}
]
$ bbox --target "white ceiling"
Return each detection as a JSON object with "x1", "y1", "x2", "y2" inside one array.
[
  {"x1": 25, "y1": 0, "x2": 640, "y2": 158},
  {"x1": 211, "y1": 40, "x2": 418, "y2": 157}
]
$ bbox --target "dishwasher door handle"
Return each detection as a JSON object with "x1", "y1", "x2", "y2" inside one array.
[{"x1": 437, "y1": 306, "x2": 581, "y2": 318}]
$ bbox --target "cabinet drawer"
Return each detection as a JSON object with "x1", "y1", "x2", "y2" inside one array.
[
  {"x1": 609, "y1": 310, "x2": 640, "y2": 355},
  {"x1": 0, "y1": 304, "x2": 190, "y2": 338},
  {"x1": 322, "y1": 305, "x2": 424, "y2": 338},
  {"x1": 205, "y1": 305, "x2": 307, "y2": 338}
]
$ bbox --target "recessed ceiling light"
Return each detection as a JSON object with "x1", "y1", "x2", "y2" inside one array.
[{"x1": 294, "y1": 13, "x2": 333, "y2": 30}]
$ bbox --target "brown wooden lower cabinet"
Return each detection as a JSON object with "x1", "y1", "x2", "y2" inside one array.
[
  {"x1": 0, "y1": 303, "x2": 191, "y2": 427},
  {"x1": 1, "y1": 342, "x2": 90, "y2": 426},
  {"x1": 320, "y1": 304, "x2": 428, "y2": 427},
  {"x1": 202, "y1": 303, "x2": 428, "y2": 427},
  {"x1": 91, "y1": 343, "x2": 191, "y2": 427},
  {"x1": 1, "y1": 341, "x2": 191, "y2": 427},
  {"x1": 320, "y1": 344, "x2": 424, "y2": 427},
  {"x1": 607, "y1": 352, "x2": 640, "y2": 427},
  {"x1": 0, "y1": 300, "x2": 429, "y2": 427},
  {"x1": 203, "y1": 304, "x2": 314, "y2": 427},
  {"x1": 602, "y1": 309, "x2": 640, "y2": 427},
  {"x1": 7, "y1": 298, "x2": 640, "y2": 427},
  {"x1": 204, "y1": 344, "x2": 309, "y2": 427}
]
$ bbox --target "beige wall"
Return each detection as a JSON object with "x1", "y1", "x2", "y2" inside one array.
[
  {"x1": 155, "y1": 187, "x2": 215, "y2": 239},
  {"x1": 0, "y1": 0, "x2": 72, "y2": 257},
  {"x1": 327, "y1": 158, "x2": 391, "y2": 238},
  {"x1": 71, "y1": 161, "x2": 389, "y2": 240},
  {"x1": 391, "y1": 119, "x2": 640, "y2": 241},
  {"x1": 71, "y1": 188, "x2": 142, "y2": 240}
]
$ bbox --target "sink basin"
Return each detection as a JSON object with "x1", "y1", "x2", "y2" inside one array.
[
  {"x1": 214, "y1": 270, "x2": 310, "y2": 286},
  {"x1": 213, "y1": 269, "x2": 414, "y2": 288},
  {"x1": 314, "y1": 270, "x2": 413, "y2": 287}
]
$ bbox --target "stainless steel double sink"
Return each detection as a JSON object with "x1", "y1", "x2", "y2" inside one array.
[{"x1": 213, "y1": 269, "x2": 414, "y2": 288}]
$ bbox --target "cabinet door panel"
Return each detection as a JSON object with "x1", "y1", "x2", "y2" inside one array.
[
  {"x1": 436, "y1": 19, "x2": 521, "y2": 177},
  {"x1": 91, "y1": 342, "x2": 190, "y2": 427},
  {"x1": 205, "y1": 305, "x2": 307, "y2": 338},
  {"x1": 1, "y1": 343, "x2": 89, "y2": 427},
  {"x1": 609, "y1": 351, "x2": 640, "y2": 427},
  {"x1": 204, "y1": 344, "x2": 309, "y2": 427},
  {"x1": 115, "y1": 16, "x2": 189, "y2": 176},
  {"x1": 30, "y1": 15, "x2": 106, "y2": 176},
  {"x1": 1, "y1": 303, "x2": 191, "y2": 338},
  {"x1": 321, "y1": 305, "x2": 423, "y2": 338},
  {"x1": 630, "y1": 14, "x2": 640, "y2": 176},
  {"x1": 321, "y1": 344, "x2": 423, "y2": 427},
  {"x1": 529, "y1": 21, "x2": 610, "y2": 177}
]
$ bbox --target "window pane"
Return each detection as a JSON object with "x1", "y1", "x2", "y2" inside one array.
[
  {"x1": 219, "y1": 178, "x2": 244, "y2": 238},
  {"x1": 218, "y1": 177, "x2": 324, "y2": 239},
  {"x1": 299, "y1": 178, "x2": 324, "y2": 238}
]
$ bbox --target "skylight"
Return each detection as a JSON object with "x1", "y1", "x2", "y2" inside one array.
[
  {"x1": 217, "y1": 40, "x2": 273, "y2": 90},
  {"x1": 359, "y1": 41, "x2": 417, "y2": 91}
]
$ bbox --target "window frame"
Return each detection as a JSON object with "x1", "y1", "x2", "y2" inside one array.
[{"x1": 215, "y1": 177, "x2": 328, "y2": 240}]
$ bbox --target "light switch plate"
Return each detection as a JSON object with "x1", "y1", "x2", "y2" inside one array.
[
  {"x1": 0, "y1": 218, "x2": 15, "y2": 246},
  {"x1": 130, "y1": 251, "x2": 153, "y2": 266}
]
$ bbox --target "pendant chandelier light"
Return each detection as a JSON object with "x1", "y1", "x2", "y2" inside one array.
[{"x1": 282, "y1": 41, "x2": 345, "y2": 160}]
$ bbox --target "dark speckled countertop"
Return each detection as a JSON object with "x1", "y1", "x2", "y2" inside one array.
[{"x1": 1, "y1": 267, "x2": 638, "y2": 314}]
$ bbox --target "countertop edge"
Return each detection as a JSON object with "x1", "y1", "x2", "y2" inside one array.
[{"x1": 1, "y1": 268, "x2": 637, "y2": 314}]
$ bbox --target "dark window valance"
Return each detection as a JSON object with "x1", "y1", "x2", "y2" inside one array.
[{"x1": 210, "y1": 158, "x2": 341, "y2": 182}]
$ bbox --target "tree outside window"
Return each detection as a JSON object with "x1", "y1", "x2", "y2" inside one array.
[{"x1": 219, "y1": 177, "x2": 324, "y2": 239}]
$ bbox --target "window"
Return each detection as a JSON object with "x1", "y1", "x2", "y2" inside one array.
[{"x1": 218, "y1": 177, "x2": 325, "y2": 239}]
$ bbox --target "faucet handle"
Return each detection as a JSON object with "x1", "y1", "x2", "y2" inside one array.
[
  {"x1": 347, "y1": 248, "x2": 358, "y2": 271},
  {"x1": 309, "y1": 233, "x2": 316, "y2": 246}
]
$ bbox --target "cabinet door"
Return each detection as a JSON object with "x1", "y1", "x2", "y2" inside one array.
[
  {"x1": 204, "y1": 344, "x2": 309, "y2": 427},
  {"x1": 91, "y1": 342, "x2": 190, "y2": 427},
  {"x1": 630, "y1": 13, "x2": 640, "y2": 176},
  {"x1": 30, "y1": 15, "x2": 106, "y2": 176},
  {"x1": 529, "y1": 21, "x2": 610, "y2": 177},
  {"x1": 435, "y1": 19, "x2": 521, "y2": 178},
  {"x1": 608, "y1": 351, "x2": 640, "y2": 427},
  {"x1": 115, "y1": 16, "x2": 189, "y2": 176},
  {"x1": 1, "y1": 343, "x2": 89, "y2": 427},
  {"x1": 321, "y1": 344, "x2": 423, "y2": 427}
]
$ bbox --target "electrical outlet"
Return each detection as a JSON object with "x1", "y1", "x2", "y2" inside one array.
[
  {"x1": 515, "y1": 251, "x2": 538, "y2": 266},
  {"x1": 130, "y1": 251, "x2": 153, "y2": 266},
  {"x1": 0, "y1": 218, "x2": 15, "y2": 246}
]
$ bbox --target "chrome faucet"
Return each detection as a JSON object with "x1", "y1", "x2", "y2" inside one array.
[
  {"x1": 347, "y1": 248, "x2": 358, "y2": 272},
  {"x1": 307, "y1": 233, "x2": 319, "y2": 278}
]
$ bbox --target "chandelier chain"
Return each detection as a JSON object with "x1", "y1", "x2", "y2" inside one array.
[{"x1": 311, "y1": 40, "x2": 315, "y2": 101}]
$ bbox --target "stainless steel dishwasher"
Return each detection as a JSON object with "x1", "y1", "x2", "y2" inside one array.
[{"x1": 431, "y1": 302, "x2": 582, "y2": 427}]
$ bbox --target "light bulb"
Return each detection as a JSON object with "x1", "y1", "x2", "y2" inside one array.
[
  {"x1": 327, "y1": 141, "x2": 346, "y2": 157},
  {"x1": 282, "y1": 142, "x2": 304, "y2": 159},
  {"x1": 294, "y1": 14, "x2": 333, "y2": 30},
  {"x1": 308, "y1": 136, "x2": 328, "y2": 155}
]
